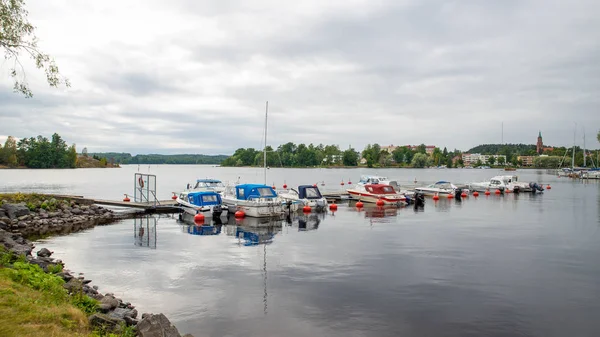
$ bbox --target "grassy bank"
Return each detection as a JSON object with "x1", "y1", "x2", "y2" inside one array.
[{"x1": 0, "y1": 249, "x2": 133, "y2": 337}]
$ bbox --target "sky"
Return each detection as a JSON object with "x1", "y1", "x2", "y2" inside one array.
[{"x1": 1, "y1": 0, "x2": 599, "y2": 155}]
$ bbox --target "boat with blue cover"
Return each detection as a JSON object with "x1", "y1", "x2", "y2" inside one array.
[
  {"x1": 176, "y1": 190, "x2": 224, "y2": 219},
  {"x1": 221, "y1": 184, "x2": 287, "y2": 218},
  {"x1": 277, "y1": 185, "x2": 328, "y2": 211}
]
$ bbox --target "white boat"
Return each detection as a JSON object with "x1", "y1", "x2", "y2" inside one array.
[
  {"x1": 347, "y1": 184, "x2": 408, "y2": 206},
  {"x1": 414, "y1": 181, "x2": 468, "y2": 196},
  {"x1": 468, "y1": 175, "x2": 537, "y2": 192},
  {"x1": 221, "y1": 184, "x2": 287, "y2": 218},
  {"x1": 175, "y1": 190, "x2": 224, "y2": 218},
  {"x1": 277, "y1": 185, "x2": 328, "y2": 211},
  {"x1": 185, "y1": 178, "x2": 227, "y2": 193}
]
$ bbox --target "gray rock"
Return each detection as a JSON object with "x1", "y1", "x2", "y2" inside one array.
[
  {"x1": 71, "y1": 208, "x2": 83, "y2": 215},
  {"x1": 108, "y1": 307, "x2": 138, "y2": 321},
  {"x1": 1, "y1": 203, "x2": 30, "y2": 220},
  {"x1": 98, "y1": 303, "x2": 112, "y2": 313},
  {"x1": 0, "y1": 209, "x2": 6, "y2": 218},
  {"x1": 137, "y1": 313, "x2": 182, "y2": 337},
  {"x1": 36, "y1": 247, "x2": 53, "y2": 257},
  {"x1": 124, "y1": 316, "x2": 139, "y2": 326},
  {"x1": 100, "y1": 295, "x2": 120, "y2": 310},
  {"x1": 0, "y1": 228, "x2": 33, "y2": 256},
  {"x1": 63, "y1": 278, "x2": 83, "y2": 293},
  {"x1": 89, "y1": 313, "x2": 125, "y2": 333},
  {"x1": 182, "y1": 334, "x2": 195, "y2": 337}
]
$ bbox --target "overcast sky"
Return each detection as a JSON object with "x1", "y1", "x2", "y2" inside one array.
[{"x1": 1, "y1": 0, "x2": 599, "y2": 154}]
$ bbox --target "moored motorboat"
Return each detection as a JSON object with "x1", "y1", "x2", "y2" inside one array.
[
  {"x1": 278, "y1": 185, "x2": 328, "y2": 211},
  {"x1": 347, "y1": 184, "x2": 408, "y2": 206},
  {"x1": 176, "y1": 190, "x2": 224, "y2": 219},
  {"x1": 355, "y1": 175, "x2": 415, "y2": 198},
  {"x1": 414, "y1": 181, "x2": 468, "y2": 196},
  {"x1": 185, "y1": 178, "x2": 226, "y2": 193},
  {"x1": 221, "y1": 184, "x2": 287, "y2": 218}
]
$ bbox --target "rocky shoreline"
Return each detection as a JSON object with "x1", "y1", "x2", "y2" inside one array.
[{"x1": 0, "y1": 198, "x2": 194, "y2": 337}]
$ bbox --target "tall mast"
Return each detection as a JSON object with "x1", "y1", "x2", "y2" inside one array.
[
  {"x1": 264, "y1": 101, "x2": 268, "y2": 185},
  {"x1": 501, "y1": 122, "x2": 503, "y2": 144},
  {"x1": 572, "y1": 126, "x2": 576, "y2": 170},
  {"x1": 583, "y1": 128, "x2": 586, "y2": 167}
]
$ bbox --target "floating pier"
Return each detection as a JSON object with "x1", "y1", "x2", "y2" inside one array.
[{"x1": 51, "y1": 195, "x2": 181, "y2": 214}]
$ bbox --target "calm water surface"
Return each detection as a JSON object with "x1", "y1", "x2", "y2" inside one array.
[{"x1": 1, "y1": 166, "x2": 599, "y2": 337}]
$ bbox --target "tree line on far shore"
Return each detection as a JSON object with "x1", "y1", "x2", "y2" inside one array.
[{"x1": 0, "y1": 134, "x2": 77, "y2": 168}]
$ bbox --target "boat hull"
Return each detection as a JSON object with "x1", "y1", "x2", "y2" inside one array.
[
  {"x1": 347, "y1": 189, "x2": 407, "y2": 206},
  {"x1": 278, "y1": 194, "x2": 328, "y2": 211},
  {"x1": 176, "y1": 198, "x2": 223, "y2": 217},
  {"x1": 222, "y1": 198, "x2": 285, "y2": 218}
]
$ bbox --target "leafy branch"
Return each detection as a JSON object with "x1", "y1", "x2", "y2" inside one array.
[{"x1": 1, "y1": 0, "x2": 70, "y2": 97}]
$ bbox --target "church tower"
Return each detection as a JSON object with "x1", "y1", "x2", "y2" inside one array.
[{"x1": 536, "y1": 131, "x2": 543, "y2": 154}]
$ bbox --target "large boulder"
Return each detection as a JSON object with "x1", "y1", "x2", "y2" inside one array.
[
  {"x1": 0, "y1": 228, "x2": 33, "y2": 256},
  {"x1": 137, "y1": 313, "x2": 182, "y2": 337},
  {"x1": 1, "y1": 203, "x2": 30, "y2": 220},
  {"x1": 89, "y1": 313, "x2": 125, "y2": 333},
  {"x1": 36, "y1": 247, "x2": 53, "y2": 257}
]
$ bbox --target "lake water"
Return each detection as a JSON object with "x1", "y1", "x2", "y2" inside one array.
[{"x1": 1, "y1": 166, "x2": 599, "y2": 337}]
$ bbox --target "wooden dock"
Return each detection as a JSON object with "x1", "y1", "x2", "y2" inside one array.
[
  {"x1": 322, "y1": 191, "x2": 351, "y2": 201},
  {"x1": 51, "y1": 195, "x2": 181, "y2": 214}
]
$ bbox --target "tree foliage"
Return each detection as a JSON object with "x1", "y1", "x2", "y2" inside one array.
[
  {"x1": 1, "y1": 0, "x2": 69, "y2": 97},
  {"x1": 411, "y1": 153, "x2": 431, "y2": 168},
  {"x1": 467, "y1": 144, "x2": 537, "y2": 156},
  {"x1": 533, "y1": 156, "x2": 561, "y2": 169},
  {"x1": 0, "y1": 133, "x2": 76, "y2": 168}
]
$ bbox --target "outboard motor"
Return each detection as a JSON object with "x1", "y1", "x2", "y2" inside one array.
[
  {"x1": 213, "y1": 205, "x2": 223, "y2": 218},
  {"x1": 413, "y1": 192, "x2": 425, "y2": 209},
  {"x1": 513, "y1": 186, "x2": 520, "y2": 194},
  {"x1": 529, "y1": 182, "x2": 544, "y2": 193},
  {"x1": 454, "y1": 188, "x2": 463, "y2": 201}
]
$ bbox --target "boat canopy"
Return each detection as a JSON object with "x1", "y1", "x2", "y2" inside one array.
[
  {"x1": 298, "y1": 185, "x2": 323, "y2": 199},
  {"x1": 235, "y1": 184, "x2": 277, "y2": 200},
  {"x1": 365, "y1": 184, "x2": 397, "y2": 194},
  {"x1": 359, "y1": 175, "x2": 389, "y2": 184},
  {"x1": 186, "y1": 191, "x2": 222, "y2": 206}
]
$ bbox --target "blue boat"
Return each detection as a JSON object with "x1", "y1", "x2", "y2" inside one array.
[
  {"x1": 176, "y1": 190, "x2": 224, "y2": 218},
  {"x1": 221, "y1": 184, "x2": 287, "y2": 218}
]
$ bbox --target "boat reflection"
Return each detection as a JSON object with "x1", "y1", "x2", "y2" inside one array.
[
  {"x1": 183, "y1": 223, "x2": 222, "y2": 236},
  {"x1": 286, "y1": 212, "x2": 324, "y2": 231},
  {"x1": 226, "y1": 216, "x2": 283, "y2": 246},
  {"x1": 363, "y1": 206, "x2": 398, "y2": 219},
  {"x1": 134, "y1": 216, "x2": 157, "y2": 249}
]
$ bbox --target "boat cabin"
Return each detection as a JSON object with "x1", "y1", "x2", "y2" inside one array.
[
  {"x1": 184, "y1": 191, "x2": 222, "y2": 207},
  {"x1": 364, "y1": 184, "x2": 398, "y2": 194},
  {"x1": 190, "y1": 179, "x2": 225, "y2": 190},
  {"x1": 235, "y1": 184, "x2": 277, "y2": 200},
  {"x1": 297, "y1": 185, "x2": 324, "y2": 199},
  {"x1": 427, "y1": 181, "x2": 455, "y2": 189}
]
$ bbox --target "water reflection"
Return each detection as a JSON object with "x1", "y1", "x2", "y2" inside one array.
[
  {"x1": 133, "y1": 216, "x2": 157, "y2": 249},
  {"x1": 363, "y1": 206, "x2": 398, "y2": 221},
  {"x1": 183, "y1": 223, "x2": 222, "y2": 236},
  {"x1": 227, "y1": 216, "x2": 284, "y2": 246},
  {"x1": 286, "y1": 213, "x2": 324, "y2": 231}
]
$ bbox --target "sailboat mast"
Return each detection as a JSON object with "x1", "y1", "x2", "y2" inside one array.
[
  {"x1": 264, "y1": 101, "x2": 268, "y2": 185},
  {"x1": 572, "y1": 127, "x2": 575, "y2": 170},
  {"x1": 583, "y1": 128, "x2": 586, "y2": 167}
]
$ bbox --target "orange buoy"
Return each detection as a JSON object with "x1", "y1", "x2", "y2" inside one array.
[
  {"x1": 123, "y1": 194, "x2": 130, "y2": 202},
  {"x1": 283, "y1": 184, "x2": 288, "y2": 189},
  {"x1": 546, "y1": 184, "x2": 551, "y2": 190},
  {"x1": 447, "y1": 193, "x2": 454, "y2": 199},
  {"x1": 313, "y1": 184, "x2": 317, "y2": 187},
  {"x1": 194, "y1": 213, "x2": 205, "y2": 223},
  {"x1": 505, "y1": 189, "x2": 511, "y2": 193},
  {"x1": 348, "y1": 180, "x2": 352, "y2": 184},
  {"x1": 340, "y1": 181, "x2": 345, "y2": 186},
  {"x1": 329, "y1": 203, "x2": 338, "y2": 211},
  {"x1": 303, "y1": 205, "x2": 312, "y2": 213},
  {"x1": 433, "y1": 193, "x2": 440, "y2": 201},
  {"x1": 461, "y1": 192, "x2": 467, "y2": 197},
  {"x1": 473, "y1": 191, "x2": 480, "y2": 197},
  {"x1": 495, "y1": 189, "x2": 501, "y2": 195},
  {"x1": 376, "y1": 199, "x2": 385, "y2": 206},
  {"x1": 356, "y1": 201, "x2": 364, "y2": 208},
  {"x1": 484, "y1": 190, "x2": 491, "y2": 196},
  {"x1": 171, "y1": 193, "x2": 177, "y2": 200},
  {"x1": 234, "y1": 210, "x2": 245, "y2": 218}
]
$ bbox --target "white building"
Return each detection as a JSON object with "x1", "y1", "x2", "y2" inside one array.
[{"x1": 462, "y1": 153, "x2": 507, "y2": 166}]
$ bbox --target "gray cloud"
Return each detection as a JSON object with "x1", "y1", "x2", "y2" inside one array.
[{"x1": 0, "y1": 0, "x2": 599, "y2": 153}]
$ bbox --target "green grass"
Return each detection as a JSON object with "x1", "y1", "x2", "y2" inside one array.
[{"x1": 0, "y1": 248, "x2": 135, "y2": 337}]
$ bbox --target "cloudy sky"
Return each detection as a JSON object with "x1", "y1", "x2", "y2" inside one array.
[{"x1": 1, "y1": 0, "x2": 599, "y2": 154}]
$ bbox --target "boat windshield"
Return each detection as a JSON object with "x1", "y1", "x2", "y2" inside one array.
[
  {"x1": 381, "y1": 186, "x2": 395, "y2": 193},
  {"x1": 305, "y1": 187, "x2": 320, "y2": 198},
  {"x1": 490, "y1": 180, "x2": 502, "y2": 186},
  {"x1": 195, "y1": 181, "x2": 224, "y2": 189},
  {"x1": 201, "y1": 195, "x2": 219, "y2": 203},
  {"x1": 256, "y1": 188, "x2": 275, "y2": 197}
]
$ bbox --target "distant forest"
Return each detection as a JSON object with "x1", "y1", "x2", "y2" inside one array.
[
  {"x1": 0, "y1": 133, "x2": 77, "y2": 168},
  {"x1": 88, "y1": 152, "x2": 228, "y2": 165},
  {"x1": 467, "y1": 144, "x2": 538, "y2": 156}
]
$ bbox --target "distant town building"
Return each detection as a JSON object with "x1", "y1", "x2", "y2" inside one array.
[
  {"x1": 462, "y1": 153, "x2": 507, "y2": 166},
  {"x1": 517, "y1": 156, "x2": 535, "y2": 166},
  {"x1": 379, "y1": 144, "x2": 437, "y2": 155},
  {"x1": 536, "y1": 131, "x2": 543, "y2": 154}
]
